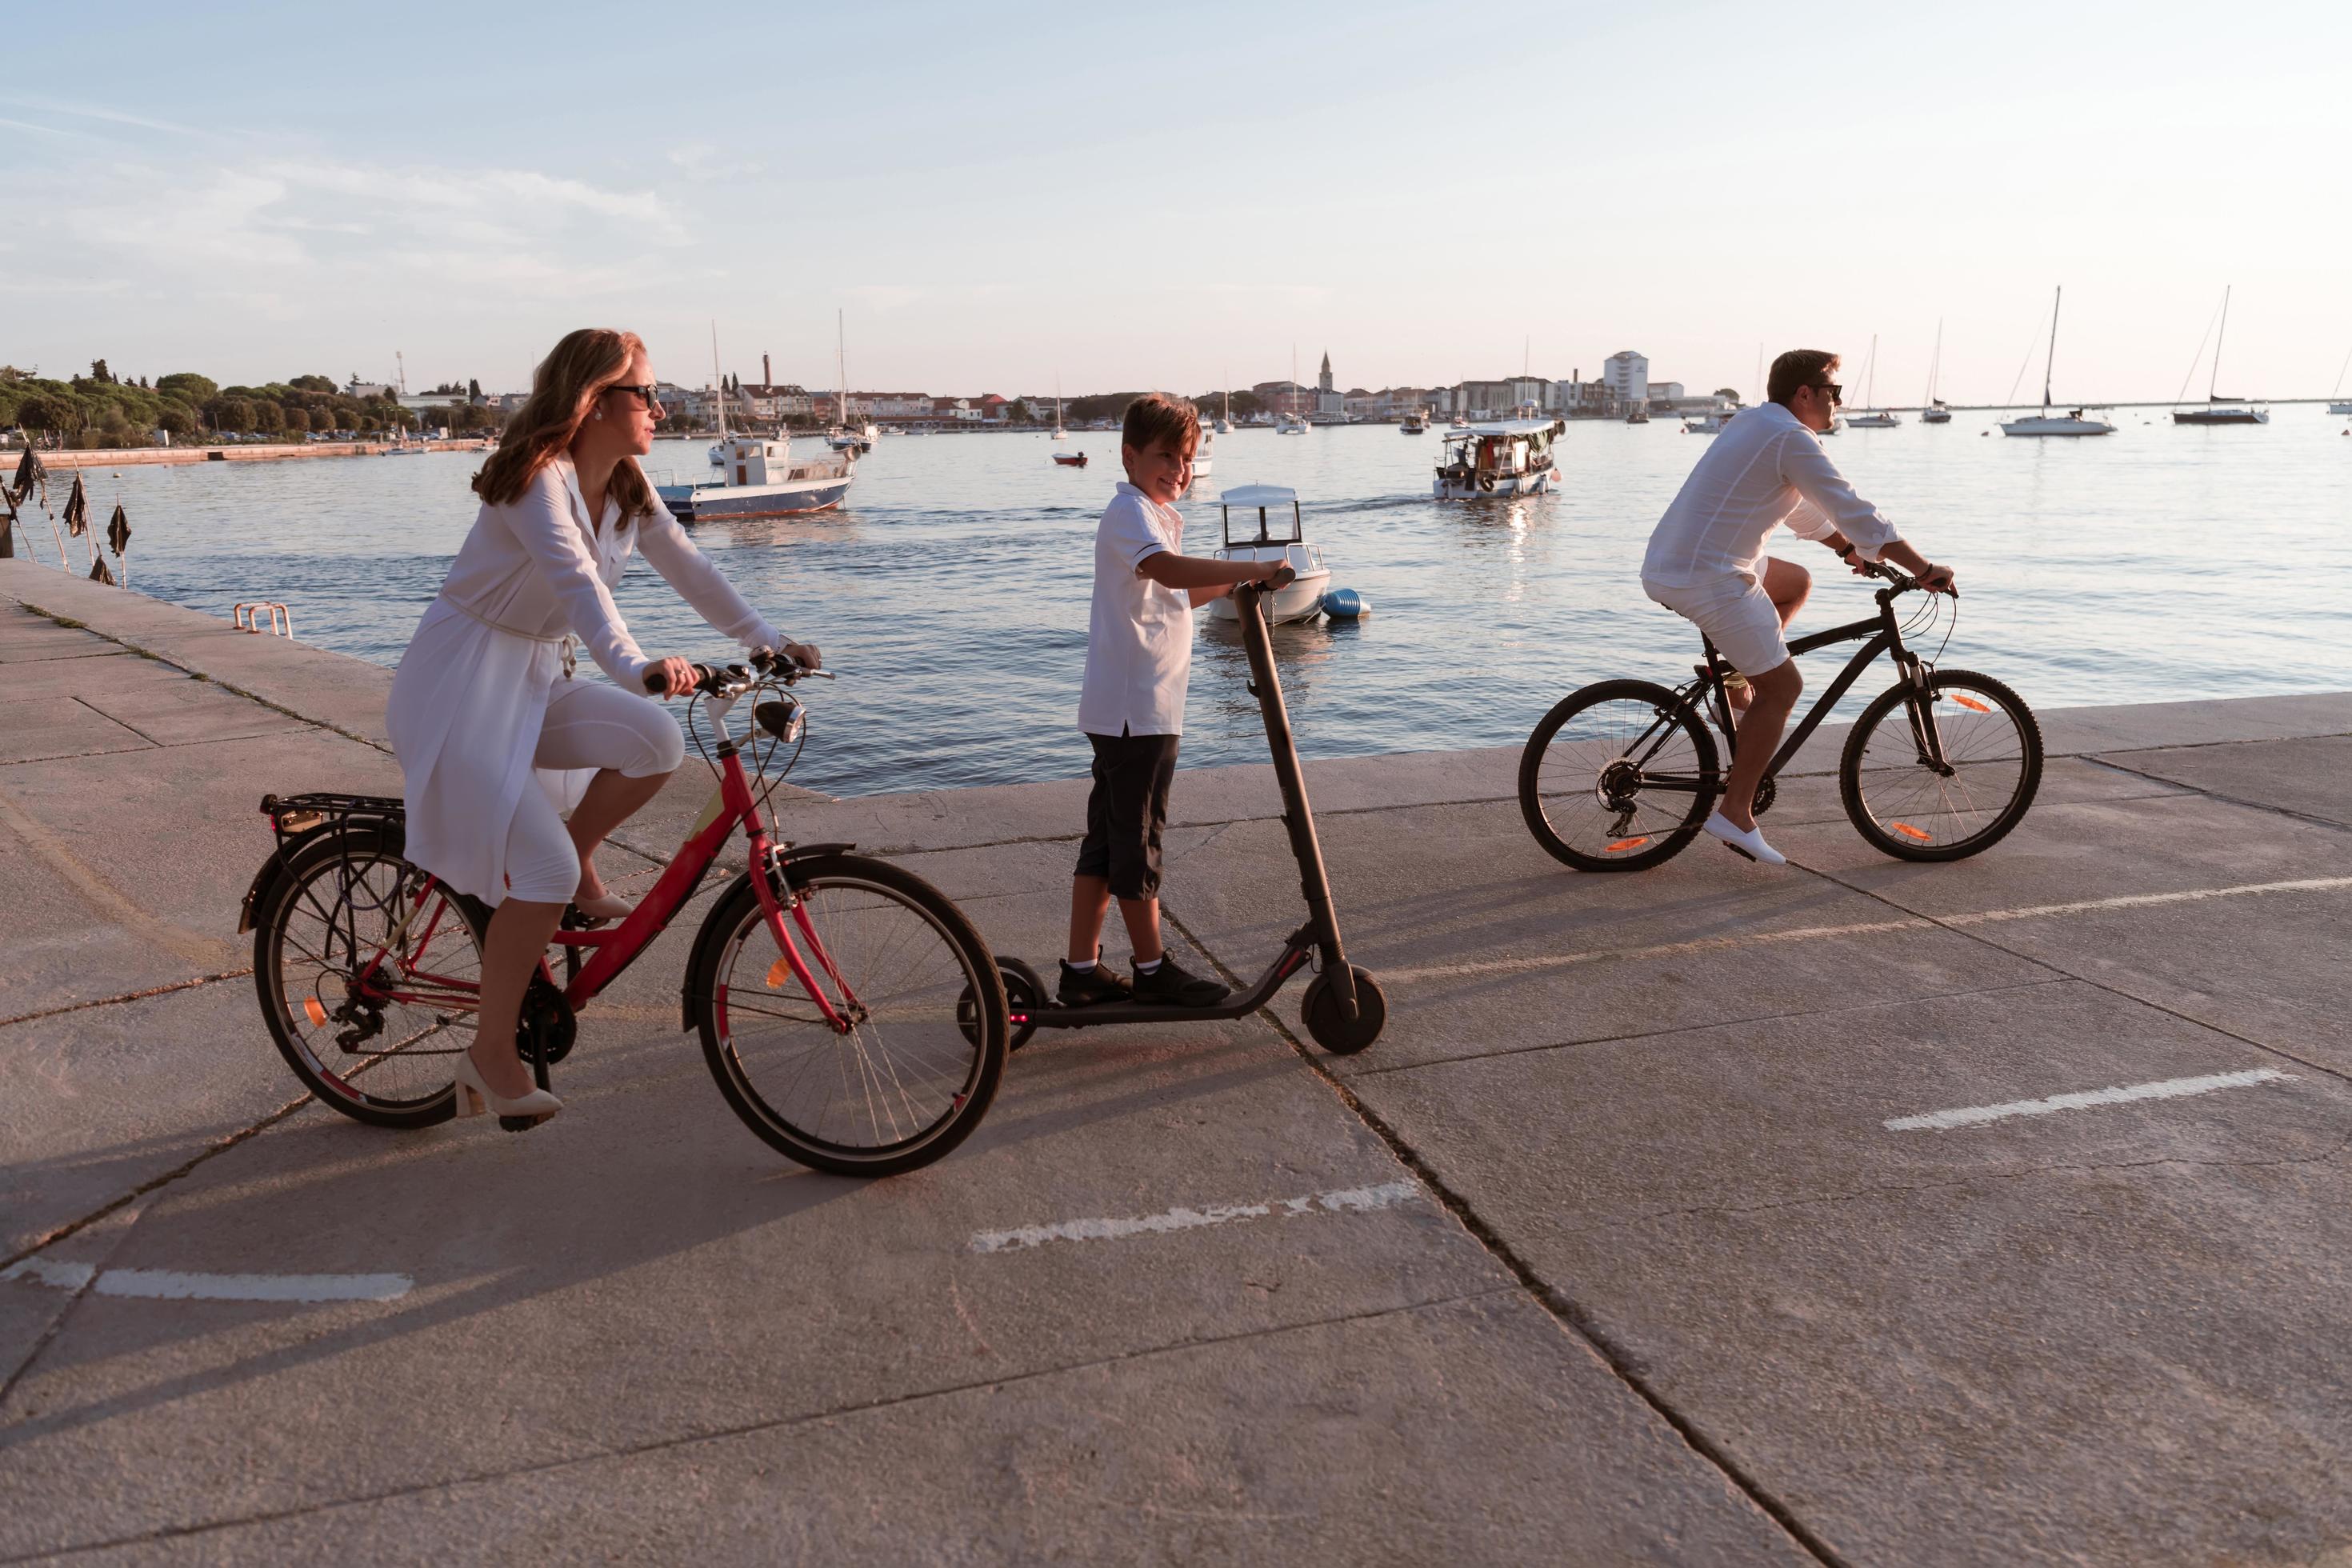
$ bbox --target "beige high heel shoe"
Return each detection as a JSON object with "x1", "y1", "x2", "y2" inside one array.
[
  {"x1": 570, "y1": 892, "x2": 634, "y2": 924},
  {"x1": 453, "y1": 1052, "x2": 563, "y2": 1129}
]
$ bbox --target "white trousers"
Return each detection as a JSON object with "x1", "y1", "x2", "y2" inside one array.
[{"x1": 504, "y1": 682, "x2": 686, "y2": 902}]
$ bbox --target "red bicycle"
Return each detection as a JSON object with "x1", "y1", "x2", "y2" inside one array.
[{"x1": 241, "y1": 652, "x2": 1009, "y2": 1177}]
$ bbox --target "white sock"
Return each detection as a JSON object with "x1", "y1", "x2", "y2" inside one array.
[
  {"x1": 1066, "y1": 958, "x2": 1095, "y2": 973},
  {"x1": 1134, "y1": 957, "x2": 1163, "y2": 975}
]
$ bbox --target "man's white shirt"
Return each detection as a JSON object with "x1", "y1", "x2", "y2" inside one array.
[
  {"x1": 1078, "y1": 482, "x2": 1193, "y2": 737},
  {"x1": 1642, "y1": 402, "x2": 1903, "y2": 589}
]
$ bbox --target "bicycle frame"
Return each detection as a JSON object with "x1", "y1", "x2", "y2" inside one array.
[
  {"x1": 1627, "y1": 582, "x2": 1950, "y2": 800},
  {"x1": 342, "y1": 685, "x2": 865, "y2": 1054}
]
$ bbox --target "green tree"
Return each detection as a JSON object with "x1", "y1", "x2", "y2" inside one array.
[
  {"x1": 310, "y1": 407, "x2": 338, "y2": 433},
  {"x1": 467, "y1": 378, "x2": 483, "y2": 401},
  {"x1": 159, "y1": 372, "x2": 218, "y2": 402},
  {"x1": 90, "y1": 358, "x2": 114, "y2": 384},
  {"x1": 156, "y1": 406, "x2": 198, "y2": 438},
  {"x1": 289, "y1": 374, "x2": 336, "y2": 393},
  {"x1": 250, "y1": 401, "x2": 285, "y2": 434}
]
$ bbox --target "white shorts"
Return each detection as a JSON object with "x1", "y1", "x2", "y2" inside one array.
[
  {"x1": 1642, "y1": 572, "x2": 1788, "y2": 678},
  {"x1": 504, "y1": 681, "x2": 687, "y2": 903}
]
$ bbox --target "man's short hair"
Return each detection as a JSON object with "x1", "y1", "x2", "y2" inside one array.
[
  {"x1": 1768, "y1": 350, "x2": 1840, "y2": 407},
  {"x1": 1122, "y1": 392, "x2": 1201, "y2": 454}
]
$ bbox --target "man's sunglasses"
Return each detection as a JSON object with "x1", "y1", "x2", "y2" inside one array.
[
  {"x1": 1813, "y1": 382, "x2": 1843, "y2": 404},
  {"x1": 607, "y1": 382, "x2": 662, "y2": 409}
]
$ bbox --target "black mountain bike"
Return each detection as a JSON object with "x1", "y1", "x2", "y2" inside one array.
[{"x1": 1519, "y1": 562, "x2": 2042, "y2": 871}]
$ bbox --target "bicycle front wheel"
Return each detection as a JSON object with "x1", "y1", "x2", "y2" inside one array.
[
  {"x1": 1840, "y1": 668, "x2": 2042, "y2": 861},
  {"x1": 1519, "y1": 679, "x2": 1720, "y2": 872},
  {"x1": 690, "y1": 854, "x2": 1007, "y2": 1177}
]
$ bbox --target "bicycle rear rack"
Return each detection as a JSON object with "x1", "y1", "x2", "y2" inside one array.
[{"x1": 260, "y1": 790, "x2": 405, "y2": 845}]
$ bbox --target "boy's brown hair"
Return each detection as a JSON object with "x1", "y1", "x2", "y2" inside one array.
[
  {"x1": 1767, "y1": 350, "x2": 1840, "y2": 407},
  {"x1": 1121, "y1": 392, "x2": 1201, "y2": 455}
]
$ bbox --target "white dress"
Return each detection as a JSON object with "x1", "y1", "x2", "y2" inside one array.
[{"x1": 386, "y1": 456, "x2": 781, "y2": 903}]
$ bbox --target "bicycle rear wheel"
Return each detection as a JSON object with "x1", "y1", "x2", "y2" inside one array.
[
  {"x1": 690, "y1": 853, "x2": 1007, "y2": 1177},
  {"x1": 252, "y1": 827, "x2": 483, "y2": 1127},
  {"x1": 1519, "y1": 679, "x2": 1720, "y2": 871},
  {"x1": 1840, "y1": 668, "x2": 2042, "y2": 861}
]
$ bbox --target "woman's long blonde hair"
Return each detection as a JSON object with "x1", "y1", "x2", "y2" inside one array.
[{"x1": 473, "y1": 328, "x2": 654, "y2": 523}]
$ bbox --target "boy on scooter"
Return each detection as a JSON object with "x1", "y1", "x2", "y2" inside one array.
[{"x1": 1060, "y1": 393, "x2": 1287, "y2": 1008}]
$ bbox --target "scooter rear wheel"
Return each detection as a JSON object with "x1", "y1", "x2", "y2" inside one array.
[
  {"x1": 1302, "y1": 966, "x2": 1385, "y2": 1055},
  {"x1": 998, "y1": 958, "x2": 1045, "y2": 1053}
]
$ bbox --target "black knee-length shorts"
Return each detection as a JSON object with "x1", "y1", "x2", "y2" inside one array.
[{"x1": 1074, "y1": 730, "x2": 1180, "y2": 900}]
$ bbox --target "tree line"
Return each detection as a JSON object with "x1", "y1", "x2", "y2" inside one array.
[{"x1": 0, "y1": 363, "x2": 501, "y2": 449}]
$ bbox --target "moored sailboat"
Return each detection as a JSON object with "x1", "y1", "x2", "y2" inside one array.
[
  {"x1": 2001, "y1": 286, "x2": 2115, "y2": 436},
  {"x1": 2173, "y1": 286, "x2": 2269, "y2": 425},
  {"x1": 1922, "y1": 319, "x2": 1952, "y2": 422},
  {"x1": 1843, "y1": 334, "x2": 1902, "y2": 427}
]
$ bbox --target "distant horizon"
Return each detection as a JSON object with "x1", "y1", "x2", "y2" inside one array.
[{"x1": 6, "y1": 5, "x2": 2346, "y2": 406}]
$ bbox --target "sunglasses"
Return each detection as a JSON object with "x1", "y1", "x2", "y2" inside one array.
[
  {"x1": 607, "y1": 382, "x2": 662, "y2": 410},
  {"x1": 1813, "y1": 382, "x2": 1843, "y2": 404}
]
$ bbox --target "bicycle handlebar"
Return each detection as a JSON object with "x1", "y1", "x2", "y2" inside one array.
[
  {"x1": 1819, "y1": 541, "x2": 1957, "y2": 599},
  {"x1": 642, "y1": 648, "x2": 829, "y2": 698}
]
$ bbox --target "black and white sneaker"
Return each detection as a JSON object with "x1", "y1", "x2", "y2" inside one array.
[
  {"x1": 1057, "y1": 956, "x2": 1134, "y2": 1007},
  {"x1": 1131, "y1": 953, "x2": 1229, "y2": 1009}
]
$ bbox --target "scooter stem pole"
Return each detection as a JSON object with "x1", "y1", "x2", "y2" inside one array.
[{"x1": 1237, "y1": 582, "x2": 1359, "y2": 1022}]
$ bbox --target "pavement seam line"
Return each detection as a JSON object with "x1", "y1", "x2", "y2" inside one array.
[
  {"x1": 2082, "y1": 753, "x2": 2351, "y2": 834},
  {"x1": 0, "y1": 1094, "x2": 314, "y2": 1278},
  {"x1": 0, "y1": 968, "x2": 251, "y2": 1032},
  {"x1": 1158, "y1": 904, "x2": 1850, "y2": 1568},
  {"x1": 0, "y1": 1285, "x2": 1522, "y2": 1562},
  {"x1": 1346, "y1": 974, "x2": 2077, "y2": 1080},
  {"x1": 0, "y1": 1205, "x2": 148, "y2": 1418}
]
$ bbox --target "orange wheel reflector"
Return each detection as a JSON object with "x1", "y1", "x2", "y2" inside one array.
[
  {"x1": 1605, "y1": 836, "x2": 1651, "y2": 853},
  {"x1": 1891, "y1": 822, "x2": 1934, "y2": 842},
  {"x1": 302, "y1": 997, "x2": 328, "y2": 1026},
  {"x1": 1951, "y1": 695, "x2": 1992, "y2": 712},
  {"x1": 766, "y1": 954, "x2": 792, "y2": 989}
]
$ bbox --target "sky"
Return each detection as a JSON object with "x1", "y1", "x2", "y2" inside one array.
[{"x1": 4, "y1": 0, "x2": 2347, "y2": 406}]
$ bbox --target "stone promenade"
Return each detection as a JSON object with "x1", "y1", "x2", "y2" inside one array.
[{"x1": 3, "y1": 556, "x2": 2349, "y2": 1565}]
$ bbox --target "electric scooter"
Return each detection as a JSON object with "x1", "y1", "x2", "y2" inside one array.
[{"x1": 994, "y1": 571, "x2": 1386, "y2": 1057}]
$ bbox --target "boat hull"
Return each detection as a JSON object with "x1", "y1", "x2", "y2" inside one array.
[
  {"x1": 1922, "y1": 410, "x2": 1953, "y2": 424},
  {"x1": 1207, "y1": 571, "x2": 1330, "y2": 625},
  {"x1": 1844, "y1": 414, "x2": 1901, "y2": 428},
  {"x1": 2171, "y1": 409, "x2": 2269, "y2": 425},
  {"x1": 1433, "y1": 468, "x2": 1558, "y2": 499},
  {"x1": 2000, "y1": 416, "x2": 2114, "y2": 437},
  {"x1": 658, "y1": 477, "x2": 854, "y2": 520},
  {"x1": 2330, "y1": 402, "x2": 2352, "y2": 416}
]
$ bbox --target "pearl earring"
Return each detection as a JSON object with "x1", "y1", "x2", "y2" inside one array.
[{"x1": 592, "y1": 408, "x2": 604, "y2": 421}]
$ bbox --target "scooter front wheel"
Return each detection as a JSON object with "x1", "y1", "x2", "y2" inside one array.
[
  {"x1": 1302, "y1": 966, "x2": 1385, "y2": 1055},
  {"x1": 997, "y1": 958, "x2": 1045, "y2": 1053}
]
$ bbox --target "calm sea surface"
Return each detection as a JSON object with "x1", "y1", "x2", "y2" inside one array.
[{"x1": 33, "y1": 416, "x2": 2351, "y2": 796}]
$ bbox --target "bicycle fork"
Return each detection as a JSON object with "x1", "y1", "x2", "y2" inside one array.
[
  {"x1": 1894, "y1": 654, "x2": 1957, "y2": 774},
  {"x1": 750, "y1": 850, "x2": 865, "y2": 1033}
]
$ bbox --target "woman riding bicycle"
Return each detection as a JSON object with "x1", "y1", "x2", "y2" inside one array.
[{"x1": 385, "y1": 328, "x2": 819, "y2": 1129}]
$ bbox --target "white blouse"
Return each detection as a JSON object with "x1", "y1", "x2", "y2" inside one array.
[{"x1": 1641, "y1": 402, "x2": 1904, "y2": 590}]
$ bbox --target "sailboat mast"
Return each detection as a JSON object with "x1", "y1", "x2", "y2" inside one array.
[
  {"x1": 1866, "y1": 333, "x2": 1878, "y2": 410},
  {"x1": 836, "y1": 310, "x2": 848, "y2": 427},
  {"x1": 2043, "y1": 286, "x2": 2061, "y2": 413},
  {"x1": 710, "y1": 320, "x2": 726, "y2": 442},
  {"x1": 2210, "y1": 285, "x2": 2231, "y2": 402},
  {"x1": 1926, "y1": 318, "x2": 1942, "y2": 404}
]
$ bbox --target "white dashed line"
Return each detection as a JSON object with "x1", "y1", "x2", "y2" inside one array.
[
  {"x1": 1, "y1": 1258, "x2": 414, "y2": 1302},
  {"x1": 970, "y1": 1179, "x2": 1423, "y2": 1254},
  {"x1": 1884, "y1": 1067, "x2": 2298, "y2": 1132}
]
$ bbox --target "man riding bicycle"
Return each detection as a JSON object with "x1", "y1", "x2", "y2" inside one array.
[{"x1": 1641, "y1": 348, "x2": 1955, "y2": 866}]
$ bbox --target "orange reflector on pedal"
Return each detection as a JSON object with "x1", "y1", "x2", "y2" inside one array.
[
  {"x1": 1951, "y1": 695, "x2": 1992, "y2": 713},
  {"x1": 766, "y1": 955, "x2": 792, "y2": 989},
  {"x1": 1890, "y1": 822, "x2": 1934, "y2": 842},
  {"x1": 1606, "y1": 836, "x2": 1651, "y2": 853},
  {"x1": 303, "y1": 997, "x2": 328, "y2": 1026}
]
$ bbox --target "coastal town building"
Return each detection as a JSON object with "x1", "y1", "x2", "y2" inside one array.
[
  {"x1": 1602, "y1": 350, "x2": 1649, "y2": 410},
  {"x1": 1316, "y1": 353, "x2": 1345, "y2": 419}
]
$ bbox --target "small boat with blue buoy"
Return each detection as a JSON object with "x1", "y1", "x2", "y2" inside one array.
[{"x1": 1208, "y1": 485, "x2": 1334, "y2": 626}]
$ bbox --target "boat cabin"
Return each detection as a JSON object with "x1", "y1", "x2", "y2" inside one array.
[
  {"x1": 1208, "y1": 485, "x2": 1332, "y2": 626},
  {"x1": 1434, "y1": 418, "x2": 1565, "y2": 498},
  {"x1": 714, "y1": 436, "x2": 802, "y2": 487}
]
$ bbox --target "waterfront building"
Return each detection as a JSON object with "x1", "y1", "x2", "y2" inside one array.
[
  {"x1": 1316, "y1": 352, "x2": 1346, "y2": 419},
  {"x1": 1602, "y1": 350, "x2": 1650, "y2": 411},
  {"x1": 1253, "y1": 379, "x2": 1314, "y2": 418}
]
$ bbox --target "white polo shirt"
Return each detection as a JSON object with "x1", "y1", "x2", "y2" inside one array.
[
  {"x1": 1641, "y1": 402, "x2": 1903, "y2": 590},
  {"x1": 1077, "y1": 482, "x2": 1193, "y2": 737}
]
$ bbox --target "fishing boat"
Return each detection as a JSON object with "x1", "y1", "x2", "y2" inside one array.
[
  {"x1": 658, "y1": 437, "x2": 854, "y2": 521},
  {"x1": 1052, "y1": 450, "x2": 1088, "y2": 468},
  {"x1": 1400, "y1": 410, "x2": 1427, "y2": 434},
  {"x1": 1434, "y1": 418, "x2": 1565, "y2": 498},
  {"x1": 2002, "y1": 287, "x2": 2116, "y2": 436},
  {"x1": 1844, "y1": 334, "x2": 1902, "y2": 427},
  {"x1": 1624, "y1": 408, "x2": 1650, "y2": 425},
  {"x1": 2173, "y1": 287, "x2": 2269, "y2": 425},
  {"x1": 1921, "y1": 320, "x2": 1952, "y2": 422},
  {"x1": 1207, "y1": 485, "x2": 1330, "y2": 626}
]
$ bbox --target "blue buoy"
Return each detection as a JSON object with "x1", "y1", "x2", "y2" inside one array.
[{"x1": 1322, "y1": 587, "x2": 1370, "y2": 619}]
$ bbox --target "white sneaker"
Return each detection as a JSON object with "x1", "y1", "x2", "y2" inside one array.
[{"x1": 1703, "y1": 810, "x2": 1786, "y2": 866}]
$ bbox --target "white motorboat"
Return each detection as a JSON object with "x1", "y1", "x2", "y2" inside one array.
[
  {"x1": 1682, "y1": 410, "x2": 1734, "y2": 435},
  {"x1": 1192, "y1": 430, "x2": 1214, "y2": 477},
  {"x1": 658, "y1": 437, "x2": 855, "y2": 521},
  {"x1": 1275, "y1": 411, "x2": 1310, "y2": 434},
  {"x1": 1845, "y1": 334, "x2": 1902, "y2": 426},
  {"x1": 1400, "y1": 410, "x2": 1427, "y2": 434},
  {"x1": 1207, "y1": 485, "x2": 1330, "y2": 626},
  {"x1": 2003, "y1": 286, "x2": 2115, "y2": 436},
  {"x1": 1434, "y1": 418, "x2": 1564, "y2": 498}
]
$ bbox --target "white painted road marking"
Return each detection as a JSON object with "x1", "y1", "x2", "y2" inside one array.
[
  {"x1": 1, "y1": 1258, "x2": 413, "y2": 1302},
  {"x1": 1388, "y1": 876, "x2": 2352, "y2": 986},
  {"x1": 1885, "y1": 1067, "x2": 2297, "y2": 1133},
  {"x1": 971, "y1": 1179, "x2": 1423, "y2": 1254}
]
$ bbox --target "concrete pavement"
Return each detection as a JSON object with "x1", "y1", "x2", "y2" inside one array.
[{"x1": 4, "y1": 556, "x2": 2350, "y2": 1564}]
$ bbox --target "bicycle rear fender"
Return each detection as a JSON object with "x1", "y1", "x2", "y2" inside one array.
[
  {"x1": 678, "y1": 842, "x2": 857, "y2": 1030},
  {"x1": 235, "y1": 805, "x2": 407, "y2": 934}
]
